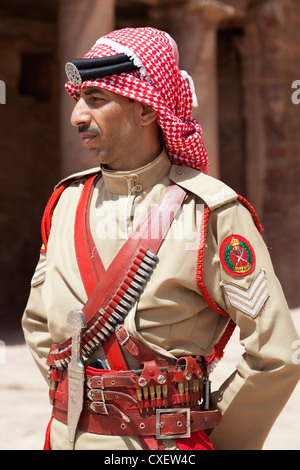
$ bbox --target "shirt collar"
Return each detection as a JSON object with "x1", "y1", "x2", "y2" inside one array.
[{"x1": 100, "y1": 149, "x2": 171, "y2": 195}]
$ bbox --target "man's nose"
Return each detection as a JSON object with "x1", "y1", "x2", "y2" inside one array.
[{"x1": 71, "y1": 98, "x2": 91, "y2": 127}]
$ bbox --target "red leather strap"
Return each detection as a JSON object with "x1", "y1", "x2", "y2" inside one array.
[
  {"x1": 115, "y1": 324, "x2": 168, "y2": 367},
  {"x1": 52, "y1": 180, "x2": 188, "y2": 366},
  {"x1": 81, "y1": 181, "x2": 188, "y2": 326},
  {"x1": 74, "y1": 173, "x2": 105, "y2": 296},
  {"x1": 73, "y1": 174, "x2": 126, "y2": 370},
  {"x1": 101, "y1": 336, "x2": 127, "y2": 371}
]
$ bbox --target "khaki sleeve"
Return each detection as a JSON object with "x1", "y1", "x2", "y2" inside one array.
[
  {"x1": 203, "y1": 200, "x2": 300, "y2": 450},
  {"x1": 22, "y1": 251, "x2": 52, "y2": 383}
]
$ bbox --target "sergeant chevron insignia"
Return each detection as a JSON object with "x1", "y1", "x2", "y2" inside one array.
[
  {"x1": 220, "y1": 269, "x2": 269, "y2": 318},
  {"x1": 31, "y1": 259, "x2": 46, "y2": 287}
]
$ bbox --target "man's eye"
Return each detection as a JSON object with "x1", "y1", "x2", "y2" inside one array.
[{"x1": 93, "y1": 96, "x2": 103, "y2": 100}]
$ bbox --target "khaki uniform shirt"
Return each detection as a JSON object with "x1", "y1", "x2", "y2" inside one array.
[{"x1": 22, "y1": 150, "x2": 300, "y2": 450}]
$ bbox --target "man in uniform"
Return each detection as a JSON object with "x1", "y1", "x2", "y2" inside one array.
[{"x1": 22, "y1": 27, "x2": 300, "y2": 451}]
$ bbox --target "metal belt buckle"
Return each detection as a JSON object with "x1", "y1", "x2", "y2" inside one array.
[
  {"x1": 86, "y1": 376, "x2": 104, "y2": 389},
  {"x1": 156, "y1": 408, "x2": 191, "y2": 440},
  {"x1": 90, "y1": 401, "x2": 108, "y2": 414},
  {"x1": 88, "y1": 389, "x2": 108, "y2": 415}
]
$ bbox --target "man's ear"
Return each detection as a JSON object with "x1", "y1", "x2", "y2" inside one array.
[{"x1": 139, "y1": 103, "x2": 157, "y2": 126}]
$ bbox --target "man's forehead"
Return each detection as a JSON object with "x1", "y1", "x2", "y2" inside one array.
[
  {"x1": 81, "y1": 86, "x2": 110, "y2": 96},
  {"x1": 74, "y1": 86, "x2": 118, "y2": 100},
  {"x1": 75, "y1": 86, "x2": 136, "y2": 105}
]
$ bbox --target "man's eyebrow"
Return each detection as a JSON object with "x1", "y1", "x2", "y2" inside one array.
[{"x1": 82, "y1": 88, "x2": 107, "y2": 96}]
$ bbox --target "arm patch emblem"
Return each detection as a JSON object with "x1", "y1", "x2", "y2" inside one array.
[{"x1": 219, "y1": 234, "x2": 255, "y2": 277}]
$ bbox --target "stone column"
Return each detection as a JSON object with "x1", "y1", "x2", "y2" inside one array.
[
  {"x1": 59, "y1": 0, "x2": 115, "y2": 177},
  {"x1": 242, "y1": 0, "x2": 300, "y2": 307},
  {"x1": 168, "y1": 0, "x2": 235, "y2": 178}
]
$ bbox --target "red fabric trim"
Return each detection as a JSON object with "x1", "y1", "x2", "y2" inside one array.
[
  {"x1": 177, "y1": 430, "x2": 214, "y2": 450},
  {"x1": 207, "y1": 319, "x2": 236, "y2": 364},
  {"x1": 196, "y1": 206, "x2": 233, "y2": 364},
  {"x1": 43, "y1": 416, "x2": 53, "y2": 450},
  {"x1": 238, "y1": 194, "x2": 263, "y2": 234},
  {"x1": 41, "y1": 182, "x2": 72, "y2": 252},
  {"x1": 196, "y1": 206, "x2": 229, "y2": 318}
]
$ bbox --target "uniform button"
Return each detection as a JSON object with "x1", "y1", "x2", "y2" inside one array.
[
  {"x1": 130, "y1": 173, "x2": 139, "y2": 181},
  {"x1": 175, "y1": 167, "x2": 184, "y2": 175},
  {"x1": 132, "y1": 184, "x2": 143, "y2": 193}
]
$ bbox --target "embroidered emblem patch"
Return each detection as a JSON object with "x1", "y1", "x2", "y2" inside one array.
[
  {"x1": 219, "y1": 234, "x2": 255, "y2": 277},
  {"x1": 220, "y1": 269, "x2": 269, "y2": 318}
]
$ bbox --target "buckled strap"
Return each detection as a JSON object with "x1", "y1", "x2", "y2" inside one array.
[
  {"x1": 87, "y1": 389, "x2": 139, "y2": 406},
  {"x1": 90, "y1": 402, "x2": 131, "y2": 423},
  {"x1": 52, "y1": 406, "x2": 221, "y2": 438},
  {"x1": 87, "y1": 372, "x2": 136, "y2": 389},
  {"x1": 115, "y1": 325, "x2": 168, "y2": 367}
]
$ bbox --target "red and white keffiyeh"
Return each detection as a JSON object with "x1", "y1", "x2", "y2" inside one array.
[{"x1": 65, "y1": 27, "x2": 209, "y2": 174}]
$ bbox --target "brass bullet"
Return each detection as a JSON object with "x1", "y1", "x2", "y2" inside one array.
[
  {"x1": 136, "y1": 388, "x2": 143, "y2": 412},
  {"x1": 150, "y1": 386, "x2": 155, "y2": 410},
  {"x1": 142, "y1": 386, "x2": 149, "y2": 411},
  {"x1": 162, "y1": 383, "x2": 168, "y2": 407}
]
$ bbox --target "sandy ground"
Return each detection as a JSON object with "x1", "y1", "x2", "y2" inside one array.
[{"x1": 0, "y1": 310, "x2": 299, "y2": 451}]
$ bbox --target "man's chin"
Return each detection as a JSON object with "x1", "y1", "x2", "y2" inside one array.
[{"x1": 87, "y1": 148, "x2": 108, "y2": 166}]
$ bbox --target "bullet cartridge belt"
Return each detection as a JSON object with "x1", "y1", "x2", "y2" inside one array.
[
  {"x1": 49, "y1": 362, "x2": 204, "y2": 413},
  {"x1": 47, "y1": 247, "x2": 159, "y2": 370},
  {"x1": 49, "y1": 363, "x2": 221, "y2": 438}
]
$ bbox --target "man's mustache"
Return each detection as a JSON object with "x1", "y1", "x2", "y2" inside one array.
[{"x1": 78, "y1": 124, "x2": 100, "y2": 135}]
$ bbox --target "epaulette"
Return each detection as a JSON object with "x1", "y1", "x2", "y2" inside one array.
[
  {"x1": 169, "y1": 165, "x2": 237, "y2": 210},
  {"x1": 54, "y1": 166, "x2": 101, "y2": 190}
]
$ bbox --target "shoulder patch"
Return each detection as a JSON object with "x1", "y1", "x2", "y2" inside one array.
[
  {"x1": 169, "y1": 165, "x2": 237, "y2": 210},
  {"x1": 220, "y1": 269, "x2": 269, "y2": 318},
  {"x1": 219, "y1": 234, "x2": 255, "y2": 277}
]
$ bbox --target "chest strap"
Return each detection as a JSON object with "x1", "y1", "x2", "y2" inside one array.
[{"x1": 47, "y1": 176, "x2": 188, "y2": 370}]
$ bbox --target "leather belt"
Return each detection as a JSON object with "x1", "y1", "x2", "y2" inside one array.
[
  {"x1": 52, "y1": 405, "x2": 221, "y2": 439},
  {"x1": 50, "y1": 364, "x2": 205, "y2": 414},
  {"x1": 49, "y1": 362, "x2": 222, "y2": 439}
]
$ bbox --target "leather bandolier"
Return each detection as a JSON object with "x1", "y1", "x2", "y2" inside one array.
[{"x1": 44, "y1": 173, "x2": 226, "y2": 450}]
